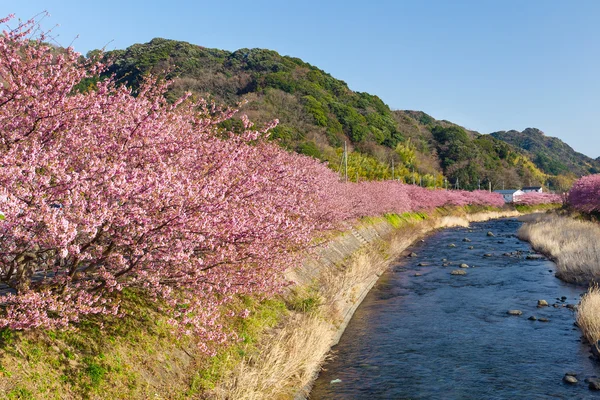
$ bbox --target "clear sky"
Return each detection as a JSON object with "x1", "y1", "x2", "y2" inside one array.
[{"x1": 3, "y1": 1, "x2": 600, "y2": 158}]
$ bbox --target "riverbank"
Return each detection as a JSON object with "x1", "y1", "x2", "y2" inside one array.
[
  {"x1": 517, "y1": 213, "x2": 600, "y2": 355},
  {"x1": 310, "y1": 217, "x2": 596, "y2": 398},
  {"x1": 0, "y1": 206, "x2": 536, "y2": 399},
  {"x1": 211, "y1": 207, "x2": 524, "y2": 399},
  {"x1": 517, "y1": 213, "x2": 600, "y2": 285}
]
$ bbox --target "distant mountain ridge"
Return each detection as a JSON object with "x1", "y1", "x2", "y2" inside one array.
[
  {"x1": 96, "y1": 38, "x2": 593, "y2": 191},
  {"x1": 490, "y1": 128, "x2": 600, "y2": 176}
]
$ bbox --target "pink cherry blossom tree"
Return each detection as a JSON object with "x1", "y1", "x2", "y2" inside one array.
[
  {"x1": 514, "y1": 192, "x2": 563, "y2": 206},
  {"x1": 568, "y1": 174, "x2": 600, "y2": 213}
]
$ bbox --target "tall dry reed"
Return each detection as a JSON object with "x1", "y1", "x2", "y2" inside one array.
[
  {"x1": 518, "y1": 215, "x2": 600, "y2": 283},
  {"x1": 577, "y1": 286, "x2": 600, "y2": 344}
]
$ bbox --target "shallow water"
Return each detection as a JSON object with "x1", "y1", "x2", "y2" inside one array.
[{"x1": 310, "y1": 218, "x2": 599, "y2": 399}]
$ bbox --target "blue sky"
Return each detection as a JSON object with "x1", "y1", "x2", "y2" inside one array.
[{"x1": 3, "y1": 1, "x2": 600, "y2": 158}]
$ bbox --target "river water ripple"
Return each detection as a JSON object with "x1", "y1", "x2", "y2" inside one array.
[{"x1": 310, "y1": 218, "x2": 598, "y2": 399}]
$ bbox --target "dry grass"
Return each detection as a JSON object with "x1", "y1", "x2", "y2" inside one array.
[
  {"x1": 210, "y1": 239, "x2": 398, "y2": 399},
  {"x1": 518, "y1": 215, "x2": 600, "y2": 283},
  {"x1": 213, "y1": 315, "x2": 334, "y2": 400},
  {"x1": 577, "y1": 286, "x2": 600, "y2": 344},
  {"x1": 516, "y1": 212, "x2": 548, "y2": 223}
]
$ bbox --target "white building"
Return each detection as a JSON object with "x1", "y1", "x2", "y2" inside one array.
[
  {"x1": 494, "y1": 189, "x2": 525, "y2": 203},
  {"x1": 522, "y1": 186, "x2": 543, "y2": 193}
]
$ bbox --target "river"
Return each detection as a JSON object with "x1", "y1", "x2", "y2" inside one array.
[{"x1": 310, "y1": 218, "x2": 598, "y2": 399}]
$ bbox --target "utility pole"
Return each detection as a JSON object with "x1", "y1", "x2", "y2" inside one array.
[
  {"x1": 502, "y1": 181, "x2": 505, "y2": 190},
  {"x1": 456, "y1": 178, "x2": 459, "y2": 190},
  {"x1": 478, "y1": 179, "x2": 480, "y2": 190},
  {"x1": 489, "y1": 181, "x2": 491, "y2": 192},
  {"x1": 444, "y1": 178, "x2": 447, "y2": 190}
]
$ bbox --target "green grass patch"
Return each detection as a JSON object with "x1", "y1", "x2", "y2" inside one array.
[
  {"x1": 514, "y1": 203, "x2": 561, "y2": 213},
  {"x1": 83, "y1": 356, "x2": 107, "y2": 388},
  {"x1": 286, "y1": 286, "x2": 322, "y2": 314},
  {"x1": 6, "y1": 387, "x2": 33, "y2": 400},
  {"x1": 463, "y1": 204, "x2": 497, "y2": 214},
  {"x1": 383, "y1": 212, "x2": 429, "y2": 228}
]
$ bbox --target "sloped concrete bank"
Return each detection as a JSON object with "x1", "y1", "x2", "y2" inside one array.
[{"x1": 214, "y1": 209, "x2": 522, "y2": 399}]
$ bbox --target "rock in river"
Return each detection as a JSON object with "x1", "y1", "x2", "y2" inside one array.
[
  {"x1": 450, "y1": 269, "x2": 466, "y2": 275},
  {"x1": 460, "y1": 263, "x2": 469, "y2": 268},
  {"x1": 591, "y1": 340, "x2": 600, "y2": 360},
  {"x1": 537, "y1": 299, "x2": 549, "y2": 307},
  {"x1": 507, "y1": 310, "x2": 522, "y2": 316},
  {"x1": 487, "y1": 231, "x2": 495, "y2": 237},
  {"x1": 409, "y1": 252, "x2": 418, "y2": 257},
  {"x1": 563, "y1": 374, "x2": 578, "y2": 384},
  {"x1": 589, "y1": 379, "x2": 600, "y2": 391}
]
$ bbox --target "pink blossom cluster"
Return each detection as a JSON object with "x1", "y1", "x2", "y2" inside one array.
[
  {"x1": 332, "y1": 183, "x2": 504, "y2": 219},
  {"x1": 514, "y1": 192, "x2": 563, "y2": 206},
  {"x1": 568, "y1": 174, "x2": 600, "y2": 213},
  {"x1": 0, "y1": 15, "x2": 504, "y2": 349}
]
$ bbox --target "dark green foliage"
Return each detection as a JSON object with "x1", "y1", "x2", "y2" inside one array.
[
  {"x1": 269, "y1": 124, "x2": 302, "y2": 149},
  {"x1": 218, "y1": 118, "x2": 245, "y2": 134},
  {"x1": 430, "y1": 124, "x2": 539, "y2": 190},
  {"x1": 417, "y1": 112, "x2": 434, "y2": 126},
  {"x1": 491, "y1": 129, "x2": 600, "y2": 177},
  {"x1": 432, "y1": 125, "x2": 475, "y2": 170},
  {"x1": 296, "y1": 141, "x2": 321, "y2": 158},
  {"x1": 72, "y1": 76, "x2": 100, "y2": 94},
  {"x1": 303, "y1": 96, "x2": 328, "y2": 127},
  {"x1": 534, "y1": 152, "x2": 568, "y2": 175}
]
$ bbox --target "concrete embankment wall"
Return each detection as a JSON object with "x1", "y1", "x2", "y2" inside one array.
[{"x1": 215, "y1": 209, "x2": 521, "y2": 399}]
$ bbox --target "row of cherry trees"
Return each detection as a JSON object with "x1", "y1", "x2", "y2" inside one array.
[
  {"x1": 568, "y1": 175, "x2": 600, "y2": 213},
  {"x1": 0, "y1": 16, "x2": 507, "y2": 349},
  {"x1": 514, "y1": 192, "x2": 563, "y2": 206}
]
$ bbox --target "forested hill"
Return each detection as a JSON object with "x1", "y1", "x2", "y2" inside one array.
[
  {"x1": 99, "y1": 38, "x2": 590, "y2": 191},
  {"x1": 490, "y1": 128, "x2": 600, "y2": 177}
]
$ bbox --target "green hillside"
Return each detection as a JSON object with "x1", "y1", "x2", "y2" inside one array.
[
  {"x1": 392, "y1": 111, "x2": 556, "y2": 190},
  {"x1": 99, "y1": 38, "x2": 587, "y2": 191},
  {"x1": 490, "y1": 128, "x2": 600, "y2": 176}
]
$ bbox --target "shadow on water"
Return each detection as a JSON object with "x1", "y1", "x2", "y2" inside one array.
[{"x1": 310, "y1": 218, "x2": 599, "y2": 399}]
